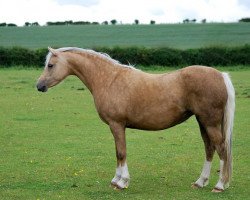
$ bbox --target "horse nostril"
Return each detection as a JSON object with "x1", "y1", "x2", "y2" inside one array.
[{"x1": 37, "y1": 84, "x2": 47, "y2": 92}]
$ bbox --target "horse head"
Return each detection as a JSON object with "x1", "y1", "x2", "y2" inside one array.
[{"x1": 36, "y1": 47, "x2": 71, "y2": 92}]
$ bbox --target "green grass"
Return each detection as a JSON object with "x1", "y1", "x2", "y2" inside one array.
[
  {"x1": 0, "y1": 67, "x2": 249, "y2": 199},
  {"x1": 0, "y1": 23, "x2": 250, "y2": 49}
]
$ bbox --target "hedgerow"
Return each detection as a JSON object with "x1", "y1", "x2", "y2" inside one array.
[{"x1": 0, "y1": 45, "x2": 250, "y2": 67}]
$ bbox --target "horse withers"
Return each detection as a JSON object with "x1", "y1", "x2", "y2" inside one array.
[{"x1": 37, "y1": 47, "x2": 235, "y2": 192}]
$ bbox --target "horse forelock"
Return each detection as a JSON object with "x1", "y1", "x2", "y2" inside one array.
[
  {"x1": 45, "y1": 47, "x2": 136, "y2": 70},
  {"x1": 45, "y1": 52, "x2": 52, "y2": 66}
]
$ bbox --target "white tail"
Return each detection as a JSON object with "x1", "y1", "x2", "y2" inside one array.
[{"x1": 222, "y1": 72, "x2": 235, "y2": 185}]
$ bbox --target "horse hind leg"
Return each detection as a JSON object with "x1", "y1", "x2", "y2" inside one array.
[
  {"x1": 192, "y1": 118, "x2": 215, "y2": 189},
  {"x1": 206, "y1": 126, "x2": 230, "y2": 192},
  {"x1": 212, "y1": 140, "x2": 230, "y2": 192}
]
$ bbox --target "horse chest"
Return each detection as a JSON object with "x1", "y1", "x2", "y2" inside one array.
[{"x1": 93, "y1": 97, "x2": 127, "y2": 124}]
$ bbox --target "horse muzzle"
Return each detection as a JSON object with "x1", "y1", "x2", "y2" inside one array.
[{"x1": 36, "y1": 81, "x2": 48, "y2": 92}]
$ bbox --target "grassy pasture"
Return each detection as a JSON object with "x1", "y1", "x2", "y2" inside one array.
[
  {"x1": 0, "y1": 23, "x2": 250, "y2": 49},
  {"x1": 0, "y1": 67, "x2": 249, "y2": 199}
]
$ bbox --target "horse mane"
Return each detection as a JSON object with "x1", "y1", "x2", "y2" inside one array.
[{"x1": 46, "y1": 47, "x2": 136, "y2": 70}]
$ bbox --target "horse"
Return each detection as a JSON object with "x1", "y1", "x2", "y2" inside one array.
[{"x1": 36, "y1": 47, "x2": 235, "y2": 192}]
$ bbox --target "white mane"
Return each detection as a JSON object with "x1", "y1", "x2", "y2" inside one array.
[{"x1": 46, "y1": 47, "x2": 136, "y2": 70}]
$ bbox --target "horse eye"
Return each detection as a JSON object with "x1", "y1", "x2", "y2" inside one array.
[{"x1": 48, "y1": 63, "x2": 54, "y2": 68}]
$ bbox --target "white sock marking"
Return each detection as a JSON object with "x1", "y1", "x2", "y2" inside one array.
[
  {"x1": 195, "y1": 160, "x2": 211, "y2": 187},
  {"x1": 214, "y1": 160, "x2": 224, "y2": 190},
  {"x1": 111, "y1": 162, "x2": 130, "y2": 188}
]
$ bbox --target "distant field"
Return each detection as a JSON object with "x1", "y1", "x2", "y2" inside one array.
[
  {"x1": 0, "y1": 67, "x2": 249, "y2": 199},
  {"x1": 1, "y1": 23, "x2": 250, "y2": 49}
]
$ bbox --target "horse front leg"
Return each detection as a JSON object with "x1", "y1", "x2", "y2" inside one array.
[{"x1": 109, "y1": 122, "x2": 130, "y2": 189}]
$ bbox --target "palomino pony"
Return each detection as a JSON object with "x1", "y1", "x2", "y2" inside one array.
[{"x1": 37, "y1": 47, "x2": 235, "y2": 192}]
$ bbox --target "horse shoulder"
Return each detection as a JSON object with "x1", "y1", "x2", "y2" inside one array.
[{"x1": 92, "y1": 69, "x2": 140, "y2": 123}]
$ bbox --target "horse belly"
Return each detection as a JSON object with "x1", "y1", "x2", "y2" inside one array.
[{"x1": 126, "y1": 106, "x2": 191, "y2": 131}]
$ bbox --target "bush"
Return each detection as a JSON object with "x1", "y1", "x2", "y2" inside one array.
[
  {"x1": 187, "y1": 45, "x2": 250, "y2": 66},
  {"x1": 0, "y1": 45, "x2": 250, "y2": 68},
  {"x1": 0, "y1": 47, "x2": 40, "y2": 67},
  {"x1": 96, "y1": 46, "x2": 250, "y2": 67},
  {"x1": 239, "y1": 18, "x2": 250, "y2": 22},
  {"x1": 0, "y1": 23, "x2": 7, "y2": 27}
]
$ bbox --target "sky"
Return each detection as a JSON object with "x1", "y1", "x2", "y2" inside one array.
[{"x1": 0, "y1": 0, "x2": 249, "y2": 26}]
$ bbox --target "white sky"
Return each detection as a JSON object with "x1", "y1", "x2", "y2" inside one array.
[{"x1": 0, "y1": 0, "x2": 249, "y2": 26}]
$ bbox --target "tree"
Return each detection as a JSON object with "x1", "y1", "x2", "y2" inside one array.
[
  {"x1": 65, "y1": 20, "x2": 73, "y2": 25},
  {"x1": 134, "y1": 19, "x2": 139, "y2": 25},
  {"x1": 46, "y1": 22, "x2": 53, "y2": 26},
  {"x1": 191, "y1": 19, "x2": 196, "y2": 23},
  {"x1": 183, "y1": 18, "x2": 189, "y2": 23},
  {"x1": 150, "y1": 20, "x2": 156, "y2": 25},
  {"x1": 0, "y1": 23, "x2": 7, "y2": 27},
  {"x1": 102, "y1": 21, "x2": 108, "y2": 25},
  {"x1": 239, "y1": 18, "x2": 250, "y2": 22},
  {"x1": 7, "y1": 23, "x2": 17, "y2": 27},
  {"x1": 32, "y1": 22, "x2": 39, "y2": 26},
  {"x1": 24, "y1": 22, "x2": 31, "y2": 27},
  {"x1": 201, "y1": 19, "x2": 206, "y2": 23},
  {"x1": 110, "y1": 19, "x2": 117, "y2": 25}
]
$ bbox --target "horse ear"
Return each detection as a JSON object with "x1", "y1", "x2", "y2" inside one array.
[{"x1": 48, "y1": 47, "x2": 58, "y2": 56}]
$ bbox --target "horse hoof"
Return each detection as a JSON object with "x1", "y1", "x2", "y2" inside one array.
[
  {"x1": 110, "y1": 184, "x2": 126, "y2": 190},
  {"x1": 111, "y1": 185, "x2": 122, "y2": 190},
  {"x1": 211, "y1": 188, "x2": 224, "y2": 193},
  {"x1": 110, "y1": 182, "x2": 128, "y2": 190},
  {"x1": 191, "y1": 183, "x2": 201, "y2": 189},
  {"x1": 110, "y1": 182, "x2": 117, "y2": 188}
]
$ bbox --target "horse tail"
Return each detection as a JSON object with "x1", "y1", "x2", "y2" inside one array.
[{"x1": 222, "y1": 72, "x2": 235, "y2": 186}]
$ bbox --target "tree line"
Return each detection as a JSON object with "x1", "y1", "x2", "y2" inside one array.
[
  {"x1": 0, "y1": 23, "x2": 18, "y2": 27},
  {"x1": 0, "y1": 19, "x2": 156, "y2": 27},
  {"x1": 0, "y1": 17, "x2": 249, "y2": 27}
]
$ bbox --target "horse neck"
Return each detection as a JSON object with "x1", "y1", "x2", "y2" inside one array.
[{"x1": 68, "y1": 52, "x2": 121, "y2": 93}]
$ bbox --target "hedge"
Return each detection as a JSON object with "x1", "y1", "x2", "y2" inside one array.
[{"x1": 0, "y1": 45, "x2": 250, "y2": 67}]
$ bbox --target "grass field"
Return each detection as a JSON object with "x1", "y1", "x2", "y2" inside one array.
[
  {"x1": 0, "y1": 67, "x2": 249, "y2": 200},
  {"x1": 1, "y1": 23, "x2": 250, "y2": 49}
]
